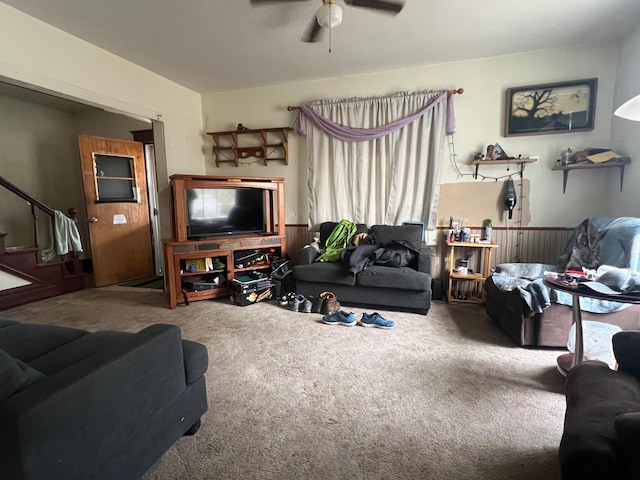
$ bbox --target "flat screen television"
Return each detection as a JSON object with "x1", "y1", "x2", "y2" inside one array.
[{"x1": 185, "y1": 187, "x2": 266, "y2": 239}]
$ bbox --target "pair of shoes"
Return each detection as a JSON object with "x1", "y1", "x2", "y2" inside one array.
[
  {"x1": 359, "y1": 312, "x2": 395, "y2": 329},
  {"x1": 278, "y1": 292, "x2": 296, "y2": 307},
  {"x1": 291, "y1": 294, "x2": 313, "y2": 313},
  {"x1": 312, "y1": 292, "x2": 341, "y2": 315},
  {"x1": 322, "y1": 310, "x2": 356, "y2": 326}
]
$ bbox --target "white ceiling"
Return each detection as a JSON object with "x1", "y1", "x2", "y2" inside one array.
[{"x1": 3, "y1": 0, "x2": 640, "y2": 94}]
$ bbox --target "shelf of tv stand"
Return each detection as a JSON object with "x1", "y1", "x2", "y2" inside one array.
[
  {"x1": 162, "y1": 235, "x2": 286, "y2": 309},
  {"x1": 164, "y1": 247, "x2": 233, "y2": 309}
]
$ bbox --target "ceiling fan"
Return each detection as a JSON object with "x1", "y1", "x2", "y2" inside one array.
[{"x1": 249, "y1": 0, "x2": 405, "y2": 43}]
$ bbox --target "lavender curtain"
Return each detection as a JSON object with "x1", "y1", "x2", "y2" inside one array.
[{"x1": 298, "y1": 89, "x2": 452, "y2": 230}]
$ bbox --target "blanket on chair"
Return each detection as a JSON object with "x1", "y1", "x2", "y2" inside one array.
[{"x1": 492, "y1": 217, "x2": 640, "y2": 314}]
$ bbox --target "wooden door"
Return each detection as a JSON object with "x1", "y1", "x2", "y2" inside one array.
[{"x1": 78, "y1": 135, "x2": 154, "y2": 286}]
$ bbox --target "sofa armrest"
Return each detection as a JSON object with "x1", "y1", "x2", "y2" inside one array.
[
  {"x1": 0, "y1": 324, "x2": 195, "y2": 480},
  {"x1": 298, "y1": 246, "x2": 320, "y2": 265},
  {"x1": 560, "y1": 360, "x2": 640, "y2": 479},
  {"x1": 613, "y1": 331, "x2": 640, "y2": 380},
  {"x1": 417, "y1": 246, "x2": 434, "y2": 274}
]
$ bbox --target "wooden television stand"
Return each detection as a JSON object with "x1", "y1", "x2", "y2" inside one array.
[{"x1": 163, "y1": 175, "x2": 286, "y2": 309}]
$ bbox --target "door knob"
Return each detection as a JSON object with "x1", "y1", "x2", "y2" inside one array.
[{"x1": 88, "y1": 217, "x2": 99, "y2": 223}]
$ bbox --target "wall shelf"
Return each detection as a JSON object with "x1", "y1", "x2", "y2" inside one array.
[
  {"x1": 469, "y1": 157, "x2": 537, "y2": 179},
  {"x1": 207, "y1": 127, "x2": 293, "y2": 167},
  {"x1": 552, "y1": 157, "x2": 631, "y2": 193}
]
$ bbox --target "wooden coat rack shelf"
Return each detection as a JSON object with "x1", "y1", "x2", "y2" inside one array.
[
  {"x1": 207, "y1": 127, "x2": 293, "y2": 167},
  {"x1": 469, "y1": 157, "x2": 537, "y2": 179}
]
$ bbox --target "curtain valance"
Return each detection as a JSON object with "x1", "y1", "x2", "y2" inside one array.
[{"x1": 296, "y1": 90, "x2": 456, "y2": 140}]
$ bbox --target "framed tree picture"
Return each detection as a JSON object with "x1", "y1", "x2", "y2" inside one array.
[{"x1": 504, "y1": 78, "x2": 598, "y2": 137}]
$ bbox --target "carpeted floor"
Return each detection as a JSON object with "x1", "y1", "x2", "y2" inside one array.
[{"x1": 1, "y1": 288, "x2": 566, "y2": 480}]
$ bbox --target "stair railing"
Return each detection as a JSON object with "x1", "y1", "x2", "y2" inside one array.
[{"x1": 0, "y1": 176, "x2": 81, "y2": 270}]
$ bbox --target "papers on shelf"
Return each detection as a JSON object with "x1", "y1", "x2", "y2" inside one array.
[{"x1": 586, "y1": 150, "x2": 622, "y2": 164}]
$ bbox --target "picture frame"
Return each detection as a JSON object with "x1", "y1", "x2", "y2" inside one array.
[{"x1": 504, "y1": 78, "x2": 598, "y2": 137}]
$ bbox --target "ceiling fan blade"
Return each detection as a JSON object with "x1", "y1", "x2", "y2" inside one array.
[
  {"x1": 250, "y1": 0, "x2": 310, "y2": 3},
  {"x1": 302, "y1": 17, "x2": 323, "y2": 43},
  {"x1": 345, "y1": 0, "x2": 404, "y2": 13}
]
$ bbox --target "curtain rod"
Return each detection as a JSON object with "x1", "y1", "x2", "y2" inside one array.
[{"x1": 286, "y1": 88, "x2": 464, "y2": 111}]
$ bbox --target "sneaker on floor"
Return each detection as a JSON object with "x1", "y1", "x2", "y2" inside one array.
[
  {"x1": 302, "y1": 296, "x2": 313, "y2": 313},
  {"x1": 278, "y1": 292, "x2": 295, "y2": 307},
  {"x1": 291, "y1": 294, "x2": 307, "y2": 312},
  {"x1": 311, "y1": 295, "x2": 325, "y2": 314},
  {"x1": 322, "y1": 310, "x2": 356, "y2": 326},
  {"x1": 359, "y1": 312, "x2": 395, "y2": 329}
]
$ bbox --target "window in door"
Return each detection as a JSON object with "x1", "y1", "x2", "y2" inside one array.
[{"x1": 93, "y1": 154, "x2": 138, "y2": 202}]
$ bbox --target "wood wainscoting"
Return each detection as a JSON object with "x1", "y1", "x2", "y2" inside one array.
[
  {"x1": 284, "y1": 224, "x2": 315, "y2": 264},
  {"x1": 432, "y1": 226, "x2": 574, "y2": 282}
]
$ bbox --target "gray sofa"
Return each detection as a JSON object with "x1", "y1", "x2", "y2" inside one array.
[
  {"x1": 560, "y1": 331, "x2": 640, "y2": 479},
  {"x1": 293, "y1": 222, "x2": 432, "y2": 314},
  {"x1": 0, "y1": 319, "x2": 208, "y2": 480}
]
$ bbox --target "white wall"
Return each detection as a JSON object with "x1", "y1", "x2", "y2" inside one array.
[
  {"x1": 203, "y1": 42, "x2": 621, "y2": 228},
  {"x1": 611, "y1": 25, "x2": 640, "y2": 217},
  {"x1": 0, "y1": 2, "x2": 205, "y2": 238}
]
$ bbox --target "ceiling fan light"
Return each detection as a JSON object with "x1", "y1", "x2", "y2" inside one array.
[
  {"x1": 615, "y1": 94, "x2": 640, "y2": 121},
  {"x1": 316, "y1": 3, "x2": 343, "y2": 28}
]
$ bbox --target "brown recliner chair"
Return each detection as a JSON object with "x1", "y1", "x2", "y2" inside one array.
[{"x1": 484, "y1": 217, "x2": 640, "y2": 347}]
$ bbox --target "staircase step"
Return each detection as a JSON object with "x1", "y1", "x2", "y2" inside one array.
[
  {"x1": 0, "y1": 283, "x2": 64, "y2": 311},
  {"x1": 1, "y1": 247, "x2": 86, "y2": 311}
]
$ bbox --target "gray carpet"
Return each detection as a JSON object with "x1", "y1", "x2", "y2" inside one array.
[{"x1": 2, "y1": 288, "x2": 566, "y2": 479}]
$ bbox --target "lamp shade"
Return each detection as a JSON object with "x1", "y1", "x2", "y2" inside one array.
[
  {"x1": 316, "y1": 3, "x2": 343, "y2": 28},
  {"x1": 614, "y1": 94, "x2": 640, "y2": 121}
]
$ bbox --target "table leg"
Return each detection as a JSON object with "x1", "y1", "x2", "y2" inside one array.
[{"x1": 557, "y1": 293, "x2": 584, "y2": 376}]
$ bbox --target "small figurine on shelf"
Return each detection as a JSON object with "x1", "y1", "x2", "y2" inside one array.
[
  {"x1": 485, "y1": 144, "x2": 496, "y2": 160},
  {"x1": 237, "y1": 123, "x2": 249, "y2": 131}
]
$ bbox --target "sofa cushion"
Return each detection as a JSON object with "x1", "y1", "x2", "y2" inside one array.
[
  {"x1": 28, "y1": 331, "x2": 132, "y2": 375},
  {"x1": 293, "y1": 263, "x2": 356, "y2": 286},
  {"x1": 0, "y1": 323, "x2": 89, "y2": 363},
  {"x1": 369, "y1": 224, "x2": 423, "y2": 251},
  {"x1": 356, "y1": 265, "x2": 430, "y2": 291},
  {"x1": 0, "y1": 348, "x2": 45, "y2": 402},
  {"x1": 0, "y1": 319, "x2": 18, "y2": 329}
]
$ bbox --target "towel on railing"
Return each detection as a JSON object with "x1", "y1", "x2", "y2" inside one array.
[{"x1": 41, "y1": 210, "x2": 83, "y2": 262}]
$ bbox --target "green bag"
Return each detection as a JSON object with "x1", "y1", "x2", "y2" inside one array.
[{"x1": 316, "y1": 220, "x2": 357, "y2": 263}]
